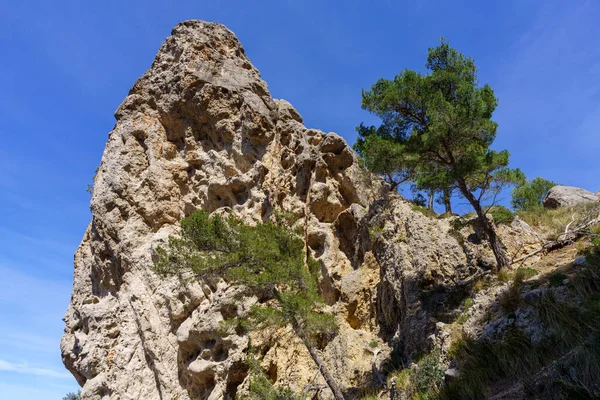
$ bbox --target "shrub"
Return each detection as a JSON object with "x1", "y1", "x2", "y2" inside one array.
[
  {"x1": 246, "y1": 355, "x2": 305, "y2": 400},
  {"x1": 511, "y1": 177, "x2": 557, "y2": 212},
  {"x1": 486, "y1": 205, "x2": 515, "y2": 225},
  {"x1": 462, "y1": 297, "x2": 474, "y2": 311},
  {"x1": 368, "y1": 225, "x2": 384, "y2": 242},
  {"x1": 548, "y1": 272, "x2": 567, "y2": 287},
  {"x1": 63, "y1": 392, "x2": 81, "y2": 400},
  {"x1": 411, "y1": 204, "x2": 437, "y2": 219},
  {"x1": 412, "y1": 193, "x2": 428, "y2": 207},
  {"x1": 515, "y1": 267, "x2": 538, "y2": 280},
  {"x1": 441, "y1": 244, "x2": 600, "y2": 399},
  {"x1": 456, "y1": 313, "x2": 469, "y2": 325},
  {"x1": 388, "y1": 350, "x2": 444, "y2": 399}
]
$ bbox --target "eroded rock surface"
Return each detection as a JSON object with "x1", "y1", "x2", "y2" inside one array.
[
  {"x1": 61, "y1": 20, "x2": 516, "y2": 399},
  {"x1": 543, "y1": 185, "x2": 599, "y2": 209}
]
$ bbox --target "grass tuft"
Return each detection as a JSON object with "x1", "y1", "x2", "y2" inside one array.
[{"x1": 440, "y1": 244, "x2": 600, "y2": 399}]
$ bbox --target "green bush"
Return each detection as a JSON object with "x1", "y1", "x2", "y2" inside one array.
[
  {"x1": 548, "y1": 272, "x2": 567, "y2": 287},
  {"x1": 487, "y1": 205, "x2": 515, "y2": 225},
  {"x1": 511, "y1": 177, "x2": 557, "y2": 212},
  {"x1": 63, "y1": 392, "x2": 81, "y2": 400},
  {"x1": 515, "y1": 267, "x2": 538, "y2": 280},
  {"x1": 412, "y1": 204, "x2": 438, "y2": 219},
  {"x1": 462, "y1": 297, "x2": 474, "y2": 311},
  {"x1": 388, "y1": 350, "x2": 444, "y2": 400},
  {"x1": 154, "y1": 210, "x2": 342, "y2": 398},
  {"x1": 246, "y1": 355, "x2": 305, "y2": 400}
]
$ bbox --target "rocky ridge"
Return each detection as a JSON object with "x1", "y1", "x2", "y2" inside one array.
[{"x1": 61, "y1": 21, "x2": 546, "y2": 399}]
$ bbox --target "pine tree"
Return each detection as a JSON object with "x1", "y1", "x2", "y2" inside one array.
[
  {"x1": 153, "y1": 210, "x2": 345, "y2": 399},
  {"x1": 357, "y1": 39, "x2": 524, "y2": 270}
]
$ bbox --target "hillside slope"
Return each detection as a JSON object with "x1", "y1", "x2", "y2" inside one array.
[{"x1": 61, "y1": 21, "x2": 598, "y2": 400}]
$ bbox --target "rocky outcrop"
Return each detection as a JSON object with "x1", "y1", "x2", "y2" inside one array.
[
  {"x1": 61, "y1": 20, "x2": 525, "y2": 400},
  {"x1": 543, "y1": 185, "x2": 599, "y2": 209}
]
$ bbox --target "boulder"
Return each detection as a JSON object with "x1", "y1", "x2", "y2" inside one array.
[
  {"x1": 542, "y1": 185, "x2": 599, "y2": 209},
  {"x1": 444, "y1": 368, "x2": 460, "y2": 385}
]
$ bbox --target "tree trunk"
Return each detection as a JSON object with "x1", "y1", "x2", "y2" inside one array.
[
  {"x1": 443, "y1": 188, "x2": 452, "y2": 214},
  {"x1": 428, "y1": 189, "x2": 434, "y2": 210},
  {"x1": 294, "y1": 325, "x2": 346, "y2": 400},
  {"x1": 457, "y1": 180, "x2": 509, "y2": 271}
]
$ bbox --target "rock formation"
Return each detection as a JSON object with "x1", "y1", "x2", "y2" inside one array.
[
  {"x1": 543, "y1": 185, "x2": 599, "y2": 209},
  {"x1": 61, "y1": 20, "x2": 544, "y2": 399}
]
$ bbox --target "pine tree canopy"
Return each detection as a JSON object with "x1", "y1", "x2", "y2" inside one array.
[
  {"x1": 355, "y1": 39, "x2": 525, "y2": 202},
  {"x1": 153, "y1": 210, "x2": 337, "y2": 344},
  {"x1": 356, "y1": 39, "x2": 526, "y2": 270}
]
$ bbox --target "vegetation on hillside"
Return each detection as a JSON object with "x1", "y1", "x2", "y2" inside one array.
[
  {"x1": 355, "y1": 39, "x2": 524, "y2": 270},
  {"x1": 153, "y1": 210, "x2": 345, "y2": 400},
  {"x1": 62, "y1": 391, "x2": 81, "y2": 400},
  {"x1": 511, "y1": 176, "x2": 557, "y2": 212},
  {"x1": 441, "y1": 244, "x2": 600, "y2": 399}
]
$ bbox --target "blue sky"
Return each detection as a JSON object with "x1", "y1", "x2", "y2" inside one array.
[{"x1": 0, "y1": 1, "x2": 598, "y2": 398}]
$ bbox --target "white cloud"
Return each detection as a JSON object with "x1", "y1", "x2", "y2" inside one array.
[{"x1": 0, "y1": 359, "x2": 72, "y2": 379}]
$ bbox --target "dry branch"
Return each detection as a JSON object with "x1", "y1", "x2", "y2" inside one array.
[{"x1": 512, "y1": 209, "x2": 600, "y2": 265}]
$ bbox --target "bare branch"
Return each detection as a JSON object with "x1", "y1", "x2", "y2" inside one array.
[
  {"x1": 512, "y1": 210, "x2": 600, "y2": 266},
  {"x1": 564, "y1": 214, "x2": 576, "y2": 234}
]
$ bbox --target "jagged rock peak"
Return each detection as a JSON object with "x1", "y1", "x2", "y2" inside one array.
[{"x1": 61, "y1": 19, "x2": 381, "y2": 400}]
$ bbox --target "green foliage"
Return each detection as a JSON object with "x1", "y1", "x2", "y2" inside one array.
[
  {"x1": 442, "y1": 329, "x2": 542, "y2": 399},
  {"x1": 154, "y1": 210, "x2": 344, "y2": 398},
  {"x1": 411, "y1": 204, "x2": 437, "y2": 219},
  {"x1": 498, "y1": 267, "x2": 539, "y2": 283},
  {"x1": 548, "y1": 272, "x2": 568, "y2": 287},
  {"x1": 153, "y1": 210, "x2": 336, "y2": 345},
  {"x1": 358, "y1": 39, "x2": 524, "y2": 269},
  {"x1": 245, "y1": 355, "x2": 305, "y2": 400},
  {"x1": 462, "y1": 297, "x2": 474, "y2": 311},
  {"x1": 412, "y1": 351, "x2": 444, "y2": 397},
  {"x1": 456, "y1": 313, "x2": 469, "y2": 325},
  {"x1": 353, "y1": 124, "x2": 415, "y2": 189},
  {"x1": 511, "y1": 177, "x2": 557, "y2": 212},
  {"x1": 86, "y1": 167, "x2": 99, "y2": 195},
  {"x1": 486, "y1": 205, "x2": 515, "y2": 225},
  {"x1": 358, "y1": 39, "x2": 523, "y2": 203},
  {"x1": 63, "y1": 391, "x2": 81, "y2": 400},
  {"x1": 441, "y1": 245, "x2": 600, "y2": 399},
  {"x1": 516, "y1": 267, "x2": 539, "y2": 280},
  {"x1": 388, "y1": 350, "x2": 444, "y2": 400},
  {"x1": 412, "y1": 193, "x2": 428, "y2": 207},
  {"x1": 368, "y1": 224, "x2": 385, "y2": 243}
]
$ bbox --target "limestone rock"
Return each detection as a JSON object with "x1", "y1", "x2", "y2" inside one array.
[
  {"x1": 61, "y1": 20, "x2": 380, "y2": 400},
  {"x1": 543, "y1": 185, "x2": 599, "y2": 209},
  {"x1": 61, "y1": 19, "x2": 519, "y2": 400}
]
